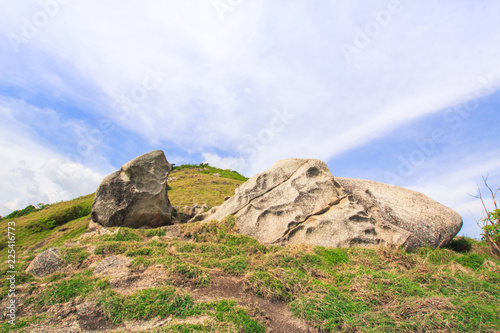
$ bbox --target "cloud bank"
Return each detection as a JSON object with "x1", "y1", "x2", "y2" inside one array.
[{"x1": 1, "y1": 0, "x2": 499, "y2": 237}]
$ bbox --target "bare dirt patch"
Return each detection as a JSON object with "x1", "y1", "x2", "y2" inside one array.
[{"x1": 189, "y1": 270, "x2": 316, "y2": 333}]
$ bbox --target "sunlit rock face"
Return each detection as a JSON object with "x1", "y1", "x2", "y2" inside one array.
[
  {"x1": 91, "y1": 150, "x2": 173, "y2": 228},
  {"x1": 192, "y1": 158, "x2": 463, "y2": 250}
]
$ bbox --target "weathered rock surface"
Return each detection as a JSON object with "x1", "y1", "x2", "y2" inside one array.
[
  {"x1": 93, "y1": 255, "x2": 132, "y2": 277},
  {"x1": 191, "y1": 159, "x2": 462, "y2": 250},
  {"x1": 91, "y1": 150, "x2": 173, "y2": 228},
  {"x1": 26, "y1": 248, "x2": 65, "y2": 278}
]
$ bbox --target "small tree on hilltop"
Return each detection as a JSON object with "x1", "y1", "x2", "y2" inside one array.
[{"x1": 476, "y1": 176, "x2": 500, "y2": 258}]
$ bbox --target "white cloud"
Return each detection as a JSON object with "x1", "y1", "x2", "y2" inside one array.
[
  {"x1": 2, "y1": 1, "x2": 499, "y2": 176},
  {"x1": 202, "y1": 152, "x2": 246, "y2": 172},
  {"x1": 0, "y1": 1, "x2": 499, "y2": 227},
  {"x1": 0, "y1": 97, "x2": 106, "y2": 216},
  {"x1": 406, "y1": 151, "x2": 500, "y2": 238}
]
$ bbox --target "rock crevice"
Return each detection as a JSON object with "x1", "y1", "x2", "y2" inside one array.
[{"x1": 193, "y1": 158, "x2": 462, "y2": 250}]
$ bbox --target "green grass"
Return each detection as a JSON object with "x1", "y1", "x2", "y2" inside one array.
[
  {"x1": 94, "y1": 243, "x2": 127, "y2": 255},
  {"x1": 96, "y1": 287, "x2": 196, "y2": 324},
  {"x1": 167, "y1": 168, "x2": 245, "y2": 207},
  {"x1": 1, "y1": 167, "x2": 500, "y2": 332},
  {"x1": 60, "y1": 246, "x2": 90, "y2": 266},
  {"x1": 171, "y1": 262, "x2": 211, "y2": 286},
  {"x1": 26, "y1": 201, "x2": 91, "y2": 232},
  {"x1": 26, "y1": 273, "x2": 108, "y2": 307},
  {"x1": 0, "y1": 204, "x2": 40, "y2": 221},
  {"x1": 0, "y1": 315, "x2": 44, "y2": 333},
  {"x1": 172, "y1": 163, "x2": 248, "y2": 182},
  {"x1": 0, "y1": 194, "x2": 93, "y2": 258},
  {"x1": 196, "y1": 299, "x2": 265, "y2": 333}
]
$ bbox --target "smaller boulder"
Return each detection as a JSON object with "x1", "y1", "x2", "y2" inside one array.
[
  {"x1": 175, "y1": 203, "x2": 209, "y2": 223},
  {"x1": 91, "y1": 150, "x2": 173, "y2": 228},
  {"x1": 26, "y1": 248, "x2": 65, "y2": 278},
  {"x1": 188, "y1": 203, "x2": 208, "y2": 217}
]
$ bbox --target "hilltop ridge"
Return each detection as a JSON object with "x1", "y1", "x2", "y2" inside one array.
[{"x1": 0, "y1": 164, "x2": 499, "y2": 332}]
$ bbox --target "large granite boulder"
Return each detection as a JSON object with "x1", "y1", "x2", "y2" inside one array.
[
  {"x1": 191, "y1": 159, "x2": 462, "y2": 250},
  {"x1": 91, "y1": 150, "x2": 173, "y2": 228}
]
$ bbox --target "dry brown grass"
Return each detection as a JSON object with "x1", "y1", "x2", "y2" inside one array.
[{"x1": 168, "y1": 168, "x2": 244, "y2": 207}]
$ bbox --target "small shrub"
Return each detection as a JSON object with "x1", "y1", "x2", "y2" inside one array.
[
  {"x1": 2, "y1": 205, "x2": 38, "y2": 220},
  {"x1": 445, "y1": 237, "x2": 473, "y2": 253},
  {"x1": 172, "y1": 163, "x2": 248, "y2": 182},
  {"x1": 27, "y1": 202, "x2": 92, "y2": 233},
  {"x1": 476, "y1": 177, "x2": 500, "y2": 258}
]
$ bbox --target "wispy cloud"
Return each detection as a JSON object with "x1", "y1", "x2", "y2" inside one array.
[
  {"x1": 0, "y1": 1, "x2": 499, "y2": 238},
  {"x1": 0, "y1": 97, "x2": 107, "y2": 215}
]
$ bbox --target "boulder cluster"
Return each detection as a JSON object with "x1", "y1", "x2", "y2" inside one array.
[{"x1": 90, "y1": 150, "x2": 462, "y2": 250}]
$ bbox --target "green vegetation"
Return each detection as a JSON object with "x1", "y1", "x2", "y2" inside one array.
[
  {"x1": 483, "y1": 209, "x2": 500, "y2": 241},
  {"x1": 26, "y1": 271, "x2": 108, "y2": 307},
  {"x1": 0, "y1": 168, "x2": 499, "y2": 332},
  {"x1": 27, "y1": 202, "x2": 91, "y2": 233},
  {"x1": 167, "y1": 166, "x2": 245, "y2": 208},
  {"x1": 96, "y1": 287, "x2": 196, "y2": 324},
  {"x1": 0, "y1": 194, "x2": 93, "y2": 255},
  {"x1": 60, "y1": 246, "x2": 90, "y2": 266},
  {"x1": 476, "y1": 177, "x2": 500, "y2": 258},
  {"x1": 0, "y1": 204, "x2": 46, "y2": 221},
  {"x1": 172, "y1": 163, "x2": 248, "y2": 182},
  {"x1": 481, "y1": 208, "x2": 500, "y2": 254}
]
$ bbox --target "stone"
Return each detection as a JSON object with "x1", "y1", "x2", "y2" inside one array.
[
  {"x1": 26, "y1": 248, "x2": 65, "y2": 278},
  {"x1": 93, "y1": 255, "x2": 132, "y2": 277},
  {"x1": 191, "y1": 159, "x2": 462, "y2": 250},
  {"x1": 173, "y1": 203, "x2": 209, "y2": 223},
  {"x1": 91, "y1": 150, "x2": 173, "y2": 228},
  {"x1": 188, "y1": 203, "x2": 208, "y2": 217}
]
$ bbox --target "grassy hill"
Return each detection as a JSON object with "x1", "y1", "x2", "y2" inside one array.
[{"x1": 0, "y1": 165, "x2": 499, "y2": 332}]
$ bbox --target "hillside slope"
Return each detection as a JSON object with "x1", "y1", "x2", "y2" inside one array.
[{"x1": 0, "y1": 165, "x2": 499, "y2": 332}]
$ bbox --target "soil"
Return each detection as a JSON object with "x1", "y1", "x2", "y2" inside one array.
[{"x1": 188, "y1": 270, "x2": 317, "y2": 333}]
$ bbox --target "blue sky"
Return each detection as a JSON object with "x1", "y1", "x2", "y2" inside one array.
[{"x1": 1, "y1": 1, "x2": 499, "y2": 238}]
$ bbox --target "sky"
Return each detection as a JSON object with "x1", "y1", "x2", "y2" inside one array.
[{"x1": 0, "y1": 0, "x2": 499, "y2": 238}]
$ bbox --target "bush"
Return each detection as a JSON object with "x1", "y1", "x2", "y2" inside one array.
[
  {"x1": 476, "y1": 177, "x2": 500, "y2": 258},
  {"x1": 445, "y1": 237, "x2": 473, "y2": 253},
  {"x1": 172, "y1": 163, "x2": 248, "y2": 182},
  {"x1": 27, "y1": 202, "x2": 92, "y2": 233},
  {"x1": 482, "y1": 209, "x2": 500, "y2": 244},
  {"x1": 2, "y1": 205, "x2": 37, "y2": 220}
]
